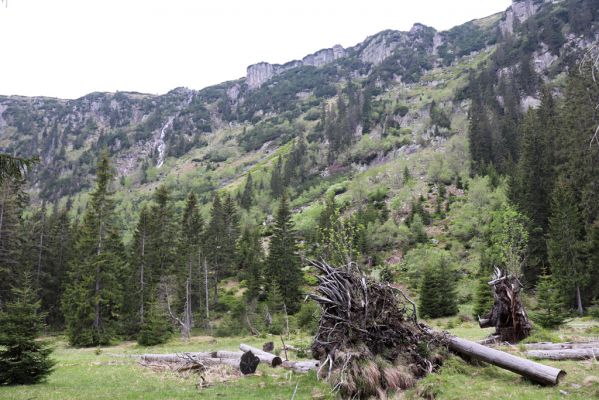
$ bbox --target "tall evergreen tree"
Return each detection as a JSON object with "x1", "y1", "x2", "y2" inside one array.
[
  {"x1": 62, "y1": 151, "x2": 125, "y2": 346},
  {"x1": 148, "y1": 185, "x2": 178, "y2": 280},
  {"x1": 547, "y1": 178, "x2": 587, "y2": 315},
  {"x1": 123, "y1": 205, "x2": 152, "y2": 337},
  {"x1": 177, "y1": 192, "x2": 204, "y2": 329},
  {"x1": 236, "y1": 227, "x2": 264, "y2": 301},
  {"x1": 270, "y1": 156, "x2": 284, "y2": 199},
  {"x1": 0, "y1": 273, "x2": 54, "y2": 385},
  {"x1": 41, "y1": 205, "x2": 72, "y2": 328},
  {"x1": 203, "y1": 193, "x2": 225, "y2": 304},
  {"x1": 266, "y1": 194, "x2": 303, "y2": 313},
  {"x1": 0, "y1": 178, "x2": 28, "y2": 305},
  {"x1": 222, "y1": 193, "x2": 240, "y2": 277},
  {"x1": 240, "y1": 172, "x2": 254, "y2": 210}
]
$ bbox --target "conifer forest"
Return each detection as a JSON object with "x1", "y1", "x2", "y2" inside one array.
[{"x1": 1, "y1": 0, "x2": 599, "y2": 398}]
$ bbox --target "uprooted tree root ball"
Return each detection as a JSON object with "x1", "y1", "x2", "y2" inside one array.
[{"x1": 309, "y1": 260, "x2": 448, "y2": 399}]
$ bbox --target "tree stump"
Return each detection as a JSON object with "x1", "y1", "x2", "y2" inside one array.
[
  {"x1": 240, "y1": 351, "x2": 260, "y2": 375},
  {"x1": 478, "y1": 268, "x2": 531, "y2": 342}
]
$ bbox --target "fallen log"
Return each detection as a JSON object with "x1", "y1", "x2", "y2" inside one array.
[
  {"x1": 438, "y1": 332, "x2": 566, "y2": 386},
  {"x1": 281, "y1": 359, "x2": 319, "y2": 373},
  {"x1": 309, "y1": 259, "x2": 566, "y2": 398},
  {"x1": 140, "y1": 352, "x2": 259, "y2": 375},
  {"x1": 140, "y1": 352, "x2": 213, "y2": 363},
  {"x1": 527, "y1": 348, "x2": 599, "y2": 361},
  {"x1": 524, "y1": 341, "x2": 599, "y2": 350},
  {"x1": 239, "y1": 344, "x2": 283, "y2": 367}
]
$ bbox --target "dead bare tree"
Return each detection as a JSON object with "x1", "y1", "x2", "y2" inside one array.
[{"x1": 161, "y1": 278, "x2": 191, "y2": 340}]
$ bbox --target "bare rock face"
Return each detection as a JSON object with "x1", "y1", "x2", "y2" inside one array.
[
  {"x1": 303, "y1": 45, "x2": 346, "y2": 67},
  {"x1": 359, "y1": 31, "x2": 403, "y2": 65},
  {"x1": 246, "y1": 45, "x2": 346, "y2": 89},
  {"x1": 500, "y1": 0, "x2": 541, "y2": 36}
]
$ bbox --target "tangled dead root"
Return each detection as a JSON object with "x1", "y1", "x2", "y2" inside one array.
[{"x1": 309, "y1": 260, "x2": 448, "y2": 399}]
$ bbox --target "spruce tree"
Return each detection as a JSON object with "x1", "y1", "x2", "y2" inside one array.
[
  {"x1": 266, "y1": 193, "x2": 303, "y2": 313},
  {"x1": 270, "y1": 156, "x2": 284, "y2": 199},
  {"x1": 0, "y1": 178, "x2": 28, "y2": 304},
  {"x1": 137, "y1": 298, "x2": 173, "y2": 346},
  {"x1": 419, "y1": 257, "x2": 458, "y2": 318},
  {"x1": 547, "y1": 178, "x2": 587, "y2": 315},
  {"x1": 473, "y1": 254, "x2": 495, "y2": 318},
  {"x1": 532, "y1": 273, "x2": 567, "y2": 329},
  {"x1": 176, "y1": 192, "x2": 203, "y2": 329},
  {"x1": 237, "y1": 227, "x2": 264, "y2": 301},
  {"x1": 62, "y1": 151, "x2": 125, "y2": 346},
  {"x1": 222, "y1": 193, "x2": 240, "y2": 277},
  {"x1": 0, "y1": 273, "x2": 54, "y2": 385},
  {"x1": 240, "y1": 172, "x2": 254, "y2": 210},
  {"x1": 123, "y1": 205, "x2": 152, "y2": 337},
  {"x1": 203, "y1": 193, "x2": 226, "y2": 304}
]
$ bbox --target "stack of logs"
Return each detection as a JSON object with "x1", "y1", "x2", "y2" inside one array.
[{"x1": 139, "y1": 344, "x2": 319, "y2": 375}]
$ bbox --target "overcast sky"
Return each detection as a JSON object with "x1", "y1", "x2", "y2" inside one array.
[{"x1": 0, "y1": 0, "x2": 512, "y2": 99}]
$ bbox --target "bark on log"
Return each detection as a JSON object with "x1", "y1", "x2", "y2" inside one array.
[
  {"x1": 215, "y1": 350, "x2": 244, "y2": 359},
  {"x1": 527, "y1": 348, "x2": 599, "y2": 361},
  {"x1": 440, "y1": 333, "x2": 566, "y2": 386},
  {"x1": 239, "y1": 344, "x2": 283, "y2": 367},
  {"x1": 281, "y1": 360, "x2": 320, "y2": 373},
  {"x1": 141, "y1": 352, "x2": 214, "y2": 363},
  {"x1": 524, "y1": 341, "x2": 599, "y2": 350}
]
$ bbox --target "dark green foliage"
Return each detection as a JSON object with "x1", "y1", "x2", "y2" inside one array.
[
  {"x1": 0, "y1": 273, "x2": 54, "y2": 385},
  {"x1": 237, "y1": 227, "x2": 264, "y2": 301},
  {"x1": 511, "y1": 88, "x2": 557, "y2": 284},
  {"x1": 429, "y1": 100, "x2": 451, "y2": 130},
  {"x1": 547, "y1": 178, "x2": 587, "y2": 315},
  {"x1": 270, "y1": 156, "x2": 284, "y2": 198},
  {"x1": 137, "y1": 300, "x2": 173, "y2": 346},
  {"x1": 419, "y1": 257, "x2": 458, "y2": 319},
  {"x1": 473, "y1": 254, "x2": 495, "y2": 318},
  {"x1": 532, "y1": 273, "x2": 567, "y2": 329},
  {"x1": 240, "y1": 172, "x2": 254, "y2": 210},
  {"x1": 295, "y1": 301, "x2": 320, "y2": 335},
  {"x1": 62, "y1": 151, "x2": 125, "y2": 347},
  {"x1": 265, "y1": 194, "x2": 303, "y2": 313}
]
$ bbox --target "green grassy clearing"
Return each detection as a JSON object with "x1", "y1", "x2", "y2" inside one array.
[{"x1": 1, "y1": 321, "x2": 597, "y2": 399}]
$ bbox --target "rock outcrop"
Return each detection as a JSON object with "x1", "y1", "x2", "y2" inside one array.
[
  {"x1": 500, "y1": 0, "x2": 541, "y2": 36},
  {"x1": 246, "y1": 45, "x2": 346, "y2": 89}
]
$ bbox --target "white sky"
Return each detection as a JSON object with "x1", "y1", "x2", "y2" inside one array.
[{"x1": 0, "y1": 0, "x2": 512, "y2": 99}]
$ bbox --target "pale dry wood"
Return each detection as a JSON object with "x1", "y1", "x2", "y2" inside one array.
[
  {"x1": 527, "y1": 348, "x2": 599, "y2": 361},
  {"x1": 439, "y1": 332, "x2": 566, "y2": 385},
  {"x1": 239, "y1": 343, "x2": 283, "y2": 367},
  {"x1": 524, "y1": 341, "x2": 599, "y2": 351}
]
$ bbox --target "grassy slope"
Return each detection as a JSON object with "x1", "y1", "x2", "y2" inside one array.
[{"x1": 1, "y1": 321, "x2": 597, "y2": 400}]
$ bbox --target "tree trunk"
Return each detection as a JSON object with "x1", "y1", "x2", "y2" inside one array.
[
  {"x1": 527, "y1": 348, "x2": 599, "y2": 360},
  {"x1": 576, "y1": 285, "x2": 584, "y2": 316},
  {"x1": 524, "y1": 341, "x2": 599, "y2": 350},
  {"x1": 204, "y1": 259, "x2": 210, "y2": 320},
  {"x1": 441, "y1": 332, "x2": 566, "y2": 385},
  {"x1": 239, "y1": 344, "x2": 283, "y2": 367}
]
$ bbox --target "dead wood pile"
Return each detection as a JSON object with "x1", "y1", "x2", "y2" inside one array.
[
  {"x1": 309, "y1": 260, "x2": 446, "y2": 399},
  {"x1": 478, "y1": 268, "x2": 532, "y2": 342},
  {"x1": 309, "y1": 261, "x2": 566, "y2": 398}
]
